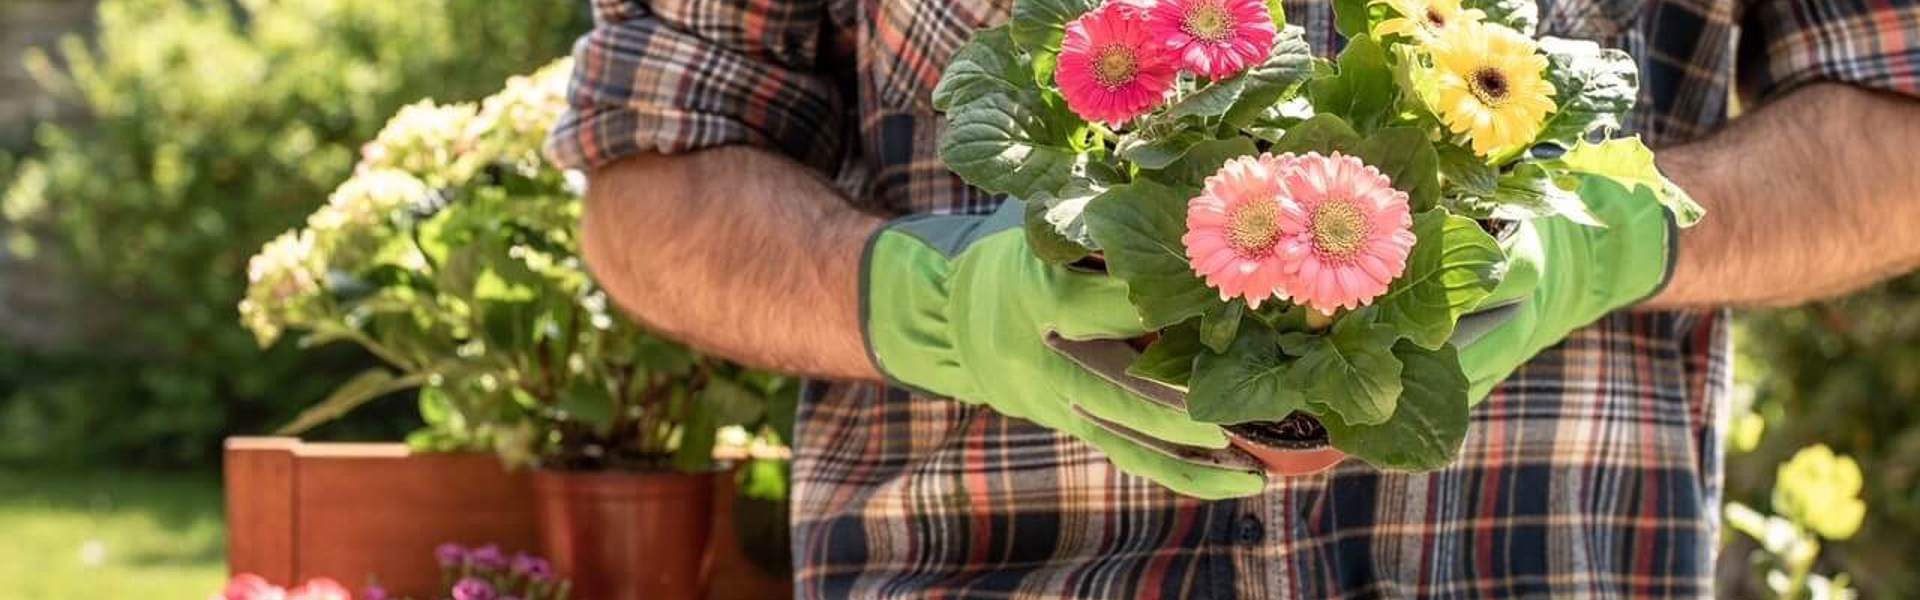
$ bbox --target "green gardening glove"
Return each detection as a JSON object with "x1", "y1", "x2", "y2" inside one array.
[
  {"x1": 1454, "y1": 176, "x2": 1679, "y2": 401},
  {"x1": 863, "y1": 201, "x2": 1266, "y2": 499}
]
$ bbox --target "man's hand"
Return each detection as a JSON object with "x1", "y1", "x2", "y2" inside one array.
[
  {"x1": 1649, "y1": 84, "x2": 1920, "y2": 308},
  {"x1": 584, "y1": 147, "x2": 1261, "y2": 497}
]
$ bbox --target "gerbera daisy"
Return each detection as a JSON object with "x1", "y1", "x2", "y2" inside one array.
[
  {"x1": 1184, "y1": 154, "x2": 1298, "y2": 309},
  {"x1": 1147, "y1": 0, "x2": 1278, "y2": 80},
  {"x1": 1372, "y1": 0, "x2": 1485, "y2": 42},
  {"x1": 1427, "y1": 21, "x2": 1557, "y2": 156},
  {"x1": 1270, "y1": 152, "x2": 1415, "y2": 314},
  {"x1": 1057, "y1": 3, "x2": 1179, "y2": 126}
]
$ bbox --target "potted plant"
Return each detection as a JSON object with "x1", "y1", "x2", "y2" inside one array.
[{"x1": 238, "y1": 60, "x2": 797, "y2": 600}]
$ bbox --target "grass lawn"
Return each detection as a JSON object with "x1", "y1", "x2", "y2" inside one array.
[{"x1": 0, "y1": 468, "x2": 226, "y2": 599}]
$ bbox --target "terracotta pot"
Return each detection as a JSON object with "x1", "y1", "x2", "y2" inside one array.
[
  {"x1": 532, "y1": 469, "x2": 717, "y2": 600},
  {"x1": 1223, "y1": 421, "x2": 1347, "y2": 476}
]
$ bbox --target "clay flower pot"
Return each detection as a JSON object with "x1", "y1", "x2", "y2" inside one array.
[
  {"x1": 531, "y1": 469, "x2": 717, "y2": 600},
  {"x1": 1223, "y1": 414, "x2": 1346, "y2": 476}
]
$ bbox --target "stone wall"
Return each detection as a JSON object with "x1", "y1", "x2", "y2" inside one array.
[{"x1": 0, "y1": 0, "x2": 94, "y2": 152}]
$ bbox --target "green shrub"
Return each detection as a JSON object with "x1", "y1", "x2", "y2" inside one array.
[
  {"x1": 1733, "y1": 274, "x2": 1920, "y2": 598},
  {"x1": 0, "y1": 0, "x2": 586, "y2": 468}
]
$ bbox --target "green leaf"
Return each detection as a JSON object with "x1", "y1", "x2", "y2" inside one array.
[
  {"x1": 1011, "y1": 0, "x2": 1098, "y2": 55},
  {"x1": 1187, "y1": 320, "x2": 1306, "y2": 423},
  {"x1": 1270, "y1": 113, "x2": 1362, "y2": 156},
  {"x1": 1310, "y1": 35, "x2": 1396, "y2": 132},
  {"x1": 1437, "y1": 144, "x2": 1498, "y2": 196},
  {"x1": 1350, "y1": 127, "x2": 1441, "y2": 212},
  {"x1": 1554, "y1": 136, "x2": 1705, "y2": 226},
  {"x1": 939, "y1": 93, "x2": 1080, "y2": 199},
  {"x1": 275, "y1": 368, "x2": 425, "y2": 435},
  {"x1": 556, "y1": 379, "x2": 617, "y2": 433},
  {"x1": 1323, "y1": 341, "x2": 1470, "y2": 470},
  {"x1": 1267, "y1": 0, "x2": 1288, "y2": 28},
  {"x1": 672, "y1": 399, "x2": 718, "y2": 472},
  {"x1": 1127, "y1": 321, "x2": 1204, "y2": 387},
  {"x1": 931, "y1": 27, "x2": 1031, "y2": 112},
  {"x1": 1026, "y1": 192, "x2": 1092, "y2": 263},
  {"x1": 1143, "y1": 136, "x2": 1259, "y2": 187},
  {"x1": 1374, "y1": 210, "x2": 1504, "y2": 349},
  {"x1": 1200, "y1": 301, "x2": 1245, "y2": 353},
  {"x1": 1117, "y1": 128, "x2": 1207, "y2": 170},
  {"x1": 1334, "y1": 0, "x2": 1371, "y2": 37},
  {"x1": 1083, "y1": 180, "x2": 1218, "y2": 329},
  {"x1": 1285, "y1": 314, "x2": 1403, "y2": 426},
  {"x1": 1464, "y1": 0, "x2": 1539, "y2": 34},
  {"x1": 1534, "y1": 37, "x2": 1638, "y2": 147},
  {"x1": 1487, "y1": 162, "x2": 1605, "y2": 226},
  {"x1": 701, "y1": 378, "x2": 767, "y2": 428},
  {"x1": 1168, "y1": 77, "x2": 1249, "y2": 120},
  {"x1": 1223, "y1": 26, "x2": 1315, "y2": 128}
]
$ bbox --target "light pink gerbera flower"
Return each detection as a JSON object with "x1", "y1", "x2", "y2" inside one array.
[
  {"x1": 1183, "y1": 152, "x2": 1416, "y2": 314},
  {"x1": 1270, "y1": 152, "x2": 1416, "y2": 315},
  {"x1": 1147, "y1": 0, "x2": 1278, "y2": 80},
  {"x1": 1183, "y1": 154, "x2": 1299, "y2": 309},
  {"x1": 1056, "y1": 3, "x2": 1179, "y2": 126}
]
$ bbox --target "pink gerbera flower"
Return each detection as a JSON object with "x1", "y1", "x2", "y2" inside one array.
[
  {"x1": 1269, "y1": 152, "x2": 1417, "y2": 315},
  {"x1": 1184, "y1": 152, "x2": 1416, "y2": 314},
  {"x1": 1183, "y1": 154, "x2": 1299, "y2": 309},
  {"x1": 1148, "y1": 0, "x2": 1278, "y2": 80},
  {"x1": 1057, "y1": 3, "x2": 1179, "y2": 126}
]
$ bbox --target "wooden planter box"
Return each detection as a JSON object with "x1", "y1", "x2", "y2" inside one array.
[{"x1": 224, "y1": 437, "x2": 789, "y2": 600}]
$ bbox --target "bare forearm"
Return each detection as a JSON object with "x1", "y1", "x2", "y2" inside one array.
[
  {"x1": 1648, "y1": 84, "x2": 1920, "y2": 308},
  {"x1": 582, "y1": 146, "x2": 884, "y2": 380}
]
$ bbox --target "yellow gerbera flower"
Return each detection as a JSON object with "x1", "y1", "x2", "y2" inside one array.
[
  {"x1": 1428, "y1": 21, "x2": 1556, "y2": 156},
  {"x1": 1372, "y1": 0, "x2": 1485, "y2": 42}
]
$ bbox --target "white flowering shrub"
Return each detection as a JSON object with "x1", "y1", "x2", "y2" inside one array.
[{"x1": 241, "y1": 61, "x2": 795, "y2": 471}]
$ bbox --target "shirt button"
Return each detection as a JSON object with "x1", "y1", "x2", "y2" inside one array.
[{"x1": 1236, "y1": 514, "x2": 1265, "y2": 544}]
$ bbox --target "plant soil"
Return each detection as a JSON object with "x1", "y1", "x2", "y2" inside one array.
[{"x1": 1227, "y1": 412, "x2": 1329, "y2": 450}]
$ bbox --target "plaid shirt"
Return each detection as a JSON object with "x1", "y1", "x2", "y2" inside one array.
[{"x1": 548, "y1": 0, "x2": 1919, "y2": 596}]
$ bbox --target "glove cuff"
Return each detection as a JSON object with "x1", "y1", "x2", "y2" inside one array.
[{"x1": 861, "y1": 214, "x2": 1001, "y2": 399}]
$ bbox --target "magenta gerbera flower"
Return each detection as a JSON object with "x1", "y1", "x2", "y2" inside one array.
[
  {"x1": 1269, "y1": 152, "x2": 1417, "y2": 315},
  {"x1": 1056, "y1": 3, "x2": 1179, "y2": 126},
  {"x1": 1147, "y1": 0, "x2": 1278, "y2": 80},
  {"x1": 1183, "y1": 154, "x2": 1298, "y2": 309}
]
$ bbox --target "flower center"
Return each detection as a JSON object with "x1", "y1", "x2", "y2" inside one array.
[
  {"x1": 1226, "y1": 198, "x2": 1283, "y2": 256},
  {"x1": 1469, "y1": 67, "x2": 1511, "y2": 105},
  {"x1": 1182, "y1": 1, "x2": 1235, "y2": 43},
  {"x1": 1309, "y1": 200, "x2": 1372, "y2": 260},
  {"x1": 1094, "y1": 45, "x2": 1138, "y2": 87}
]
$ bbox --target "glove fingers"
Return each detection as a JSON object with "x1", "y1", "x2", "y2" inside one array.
[
  {"x1": 1047, "y1": 269, "x2": 1150, "y2": 340},
  {"x1": 1045, "y1": 333, "x2": 1228, "y2": 448},
  {"x1": 1073, "y1": 422, "x2": 1267, "y2": 500}
]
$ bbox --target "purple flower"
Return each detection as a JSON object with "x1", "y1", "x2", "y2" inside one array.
[
  {"x1": 509, "y1": 552, "x2": 553, "y2": 582},
  {"x1": 434, "y1": 543, "x2": 468, "y2": 568},
  {"x1": 361, "y1": 584, "x2": 389, "y2": 600},
  {"x1": 468, "y1": 544, "x2": 507, "y2": 571},
  {"x1": 451, "y1": 577, "x2": 496, "y2": 600}
]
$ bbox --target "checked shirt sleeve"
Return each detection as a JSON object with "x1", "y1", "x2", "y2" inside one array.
[
  {"x1": 543, "y1": 0, "x2": 846, "y2": 175},
  {"x1": 1738, "y1": 0, "x2": 1920, "y2": 101}
]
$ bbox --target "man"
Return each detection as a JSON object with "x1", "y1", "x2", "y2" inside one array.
[{"x1": 547, "y1": 0, "x2": 1920, "y2": 595}]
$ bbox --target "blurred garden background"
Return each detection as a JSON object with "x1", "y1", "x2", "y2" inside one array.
[{"x1": 0, "y1": 0, "x2": 1910, "y2": 598}]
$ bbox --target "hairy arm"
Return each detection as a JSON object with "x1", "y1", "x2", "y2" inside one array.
[
  {"x1": 582, "y1": 146, "x2": 884, "y2": 380},
  {"x1": 1648, "y1": 84, "x2": 1920, "y2": 308}
]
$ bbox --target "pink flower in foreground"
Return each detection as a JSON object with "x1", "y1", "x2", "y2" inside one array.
[
  {"x1": 1269, "y1": 152, "x2": 1416, "y2": 314},
  {"x1": 1056, "y1": 3, "x2": 1179, "y2": 126},
  {"x1": 287, "y1": 578, "x2": 351, "y2": 600},
  {"x1": 1148, "y1": 0, "x2": 1278, "y2": 80},
  {"x1": 1184, "y1": 152, "x2": 1415, "y2": 314},
  {"x1": 218, "y1": 574, "x2": 286, "y2": 600},
  {"x1": 1183, "y1": 154, "x2": 1298, "y2": 309}
]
